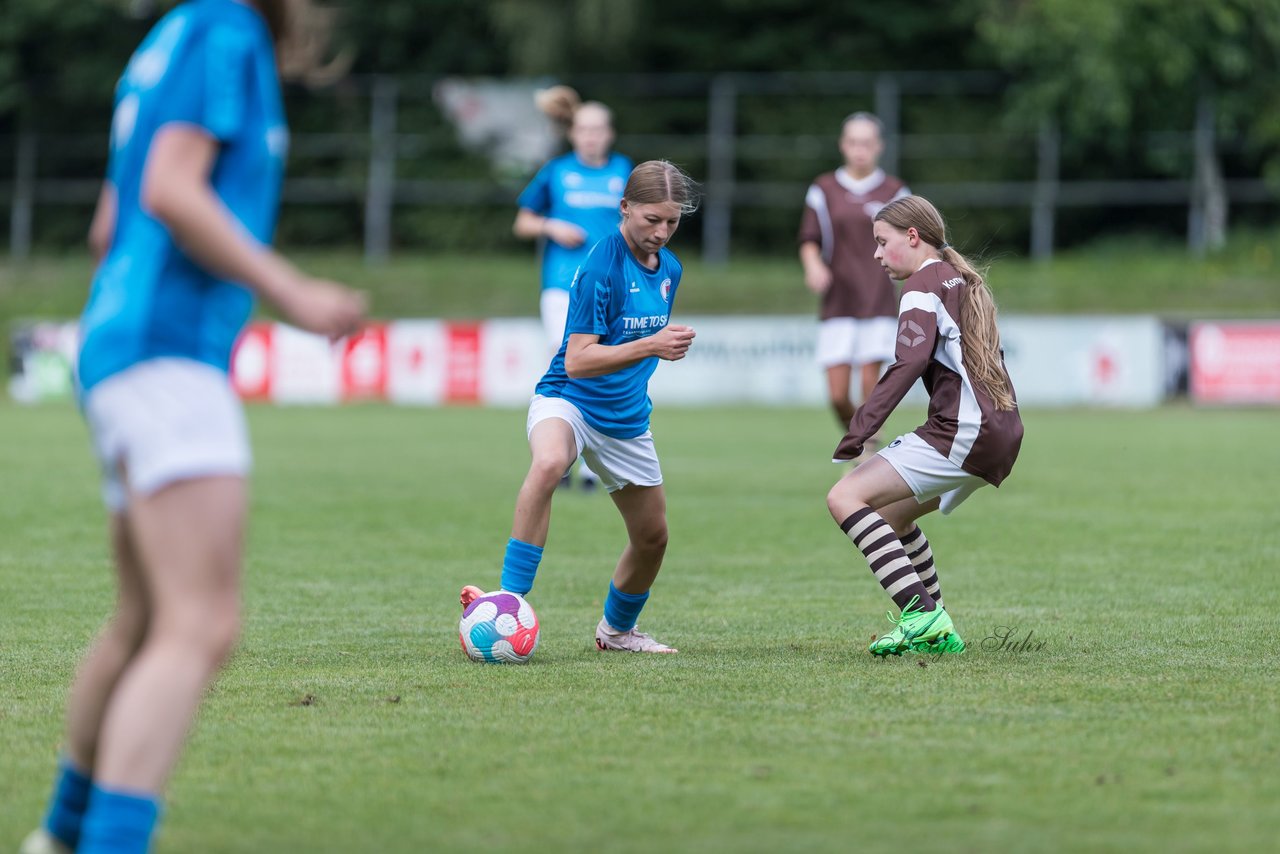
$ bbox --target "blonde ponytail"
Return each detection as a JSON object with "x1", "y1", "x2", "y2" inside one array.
[
  {"x1": 534, "y1": 85, "x2": 583, "y2": 134},
  {"x1": 941, "y1": 246, "x2": 1016, "y2": 411},
  {"x1": 258, "y1": 0, "x2": 350, "y2": 86}
]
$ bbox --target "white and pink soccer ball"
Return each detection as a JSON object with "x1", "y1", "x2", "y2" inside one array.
[{"x1": 459, "y1": 591, "x2": 540, "y2": 663}]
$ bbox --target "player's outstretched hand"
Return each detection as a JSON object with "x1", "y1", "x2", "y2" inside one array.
[
  {"x1": 278, "y1": 276, "x2": 367, "y2": 341},
  {"x1": 651, "y1": 324, "x2": 696, "y2": 362},
  {"x1": 804, "y1": 262, "x2": 833, "y2": 295},
  {"x1": 831, "y1": 431, "x2": 864, "y2": 463},
  {"x1": 545, "y1": 220, "x2": 587, "y2": 249}
]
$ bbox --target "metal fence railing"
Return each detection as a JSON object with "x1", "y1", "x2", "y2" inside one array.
[{"x1": 3, "y1": 71, "x2": 1276, "y2": 264}]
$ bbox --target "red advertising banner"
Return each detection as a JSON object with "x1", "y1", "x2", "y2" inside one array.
[
  {"x1": 230, "y1": 322, "x2": 274, "y2": 401},
  {"x1": 340, "y1": 324, "x2": 388, "y2": 400},
  {"x1": 1190, "y1": 322, "x2": 1280, "y2": 404},
  {"x1": 445, "y1": 323, "x2": 482, "y2": 404}
]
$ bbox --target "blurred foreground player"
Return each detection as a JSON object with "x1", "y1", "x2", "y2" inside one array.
[{"x1": 24, "y1": 2, "x2": 364, "y2": 852}]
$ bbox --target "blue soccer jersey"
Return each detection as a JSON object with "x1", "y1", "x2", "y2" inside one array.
[
  {"x1": 77, "y1": 0, "x2": 288, "y2": 394},
  {"x1": 535, "y1": 230, "x2": 683, "y2": 439},
  {"x1": 516, "y1": 152, "x2": 633, "y2": 292}
]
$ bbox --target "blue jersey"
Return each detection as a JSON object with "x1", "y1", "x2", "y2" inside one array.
[
  {"x1": 77, "y1": 0, "x2": 287, "y2": 394},
  {"x1": 535, "y1": 231, "x2": 682, "y2": 439},
  {"x1": 516, "y1": 152, "x2": 633, "y2": 292}
]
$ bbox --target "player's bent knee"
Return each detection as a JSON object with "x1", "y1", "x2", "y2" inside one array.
[
  {"x1": 155, "y1": 604, "x2": 241, "y2": 668},
  {"x1": 110, "y1": 604, "x2": 150, "y2": 655},
  {"x1": 826, "y1": 481, "x2": 862, "y2": 521},
  {"x1": 528, "y1": 453, "x2": 573, "y2": 488},
  {"x1": 634, "y1": 523, "x2": 668, "y2": 556},
  {"x1": 882, "y1": 514, "x2": 915, "y2": 538}
]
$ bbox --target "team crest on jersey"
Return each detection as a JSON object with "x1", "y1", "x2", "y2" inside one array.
[
  {"x1": 863, "y1": 200, "x2": 887, "y2": 218},
  {"x1": 608, "y1": 176, "x2": 625, "y2": 194},
  {"x1": 564, "y1": 172, "x2": 583, "y2": 187},
  {"x1": 898, "y1": 319, "x2": 927, "y2": 347},
  {"x1": 660, "y1": 278, "x2": 672, "y2": 302}
]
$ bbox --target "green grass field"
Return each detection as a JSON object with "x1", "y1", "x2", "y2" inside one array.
[{"x1": 2, "y1": 402, "x2": 1278, "y2": 853}]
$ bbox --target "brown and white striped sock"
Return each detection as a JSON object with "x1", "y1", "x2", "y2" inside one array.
[
  {"x1": 899, "y1": 525, "x2": 944, "y2": 608},
  {"x1": 840, "y1": 508, "x2": 935, "y2": 612}
]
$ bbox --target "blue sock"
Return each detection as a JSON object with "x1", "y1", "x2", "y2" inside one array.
[
  {"x1": 42, "y1": 756, "x2": 93, "y2": 848},
  {"x1": 603, "y1": 582, "x2": 650, "y2": 632},
  {"x1": 79, "y1": 784, "x2": 161, "y2": 854},
  {"x1": 500, "y1": 538, "x2": 543, "y2": 595}
]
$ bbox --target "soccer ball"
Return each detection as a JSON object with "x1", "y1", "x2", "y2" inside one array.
[{"x1": 459, "y1": 590, "x2": 540, "y2": 663}]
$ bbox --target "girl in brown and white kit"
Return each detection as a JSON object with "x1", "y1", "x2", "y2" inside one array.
[
  {"x1": 799, "y1": 112, "x2": 910, "y2": 453},
  {"x1": 825, "y1": 195, "x2": 1023, "y2": 656}
]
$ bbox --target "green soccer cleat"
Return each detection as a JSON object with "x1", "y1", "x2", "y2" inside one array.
[
  {"x1": 908, "y1": 629, "x2": 966, "y2": 655},
  {"x1": 868, "y1": 595, "x2": 956, "y2": 657}
]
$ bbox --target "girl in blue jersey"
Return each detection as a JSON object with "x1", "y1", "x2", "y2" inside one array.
[
  {"x1": 515, "y1": 86, "x2": 634, "y2": 491},
  {"x1": 463, "y1": 160, "x2": 699, "y2": 653},
  {"x1": 23, "y1": 3, "x2": 364, "y2": 853}
]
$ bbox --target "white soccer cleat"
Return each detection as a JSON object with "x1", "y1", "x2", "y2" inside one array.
[
  {"x1": 19, "y1": 829, "x2": 72, "y2": 854},
  {"x1": 594, "y1": 619, "x2": 678, "y2": 653}
]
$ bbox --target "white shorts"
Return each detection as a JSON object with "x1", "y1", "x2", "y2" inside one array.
[
  {"x1": 877, "y1": 432, "x2": 986, "y2": 515},
  {"x1": 526, "y1": 395, "x2": 661, "y2": 493},
  {"x1": 83, "y1": 358, "x2": 251, "y2": 512},
  {"x1": 816, "y1": 316, "x2": 898, "y2": 368},
  {"x1": 540, "y1": 288, "x2": 572, "y2": 351}
]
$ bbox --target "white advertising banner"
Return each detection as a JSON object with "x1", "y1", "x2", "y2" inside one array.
[
  {"x1": 386, "y1": 320, "x2": 449, "y2": 405},
  {"x1": 270, "y1": 323, "x2": 342, "y2": 404},
  {"x1": 1000, "y1": 316, "x2": 1165, "y2": 407},
  {"x1": 478, "y1": 319, "x2": 553, "y2": 406},
  {"x1": 649, "y1": 315, "x2": 827, "y2": 405},
  {"x1": 6, "y1": 314, "x2": 1174, "y2": 408}
]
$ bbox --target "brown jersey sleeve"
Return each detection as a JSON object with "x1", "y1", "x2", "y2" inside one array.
[{"x1": 832, "y1": 288, "x2": 937, "y2": 462}]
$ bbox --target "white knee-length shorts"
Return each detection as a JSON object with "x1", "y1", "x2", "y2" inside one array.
[
  {"x1": 82, "y1": 358, "x2": 251, "y2": 511},
  {"x1": 526, "y1": 395, "x2": 661, "y2": 493},
  {"x1": 816, "y1": 316, "x2": 898, "y2": 368},
  {"x1": 877, "y1": 432, "x2": 987, "y2": 515}
]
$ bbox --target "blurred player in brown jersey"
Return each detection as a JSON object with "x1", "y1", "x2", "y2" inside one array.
[
  {"x1": 799, "y1": 112, "x2": 910, "y2": 454},
  {"x1": 825, "y1": 195, "x2": 1023, "y2": 657}
]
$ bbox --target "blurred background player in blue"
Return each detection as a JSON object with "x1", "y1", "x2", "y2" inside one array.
[
  {"x1": 464, "y1": 160, "x2": 699, "y2": 654},
  {"x1": 22, "y1": 2, "x2": 365, "y2": 852},
  {"x1": 514, "y1": 85, "x2": 633, "y2": 491}
]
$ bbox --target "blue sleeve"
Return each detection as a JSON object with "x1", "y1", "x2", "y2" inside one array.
[
  {"x1": 155, "y1": 24, "x2": 255, "y2": 141},
  {"x1": 517, "y1": 163, "x2": 554, "y2": 214},
  {"x1": 666, "y1": 254, "x2": 683, "y2": 310},
  {"x1": 566, "y1": 268, "x2": 613, "y2": 337}
]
